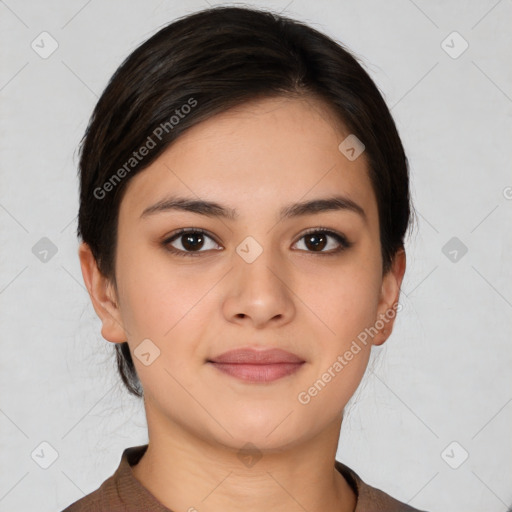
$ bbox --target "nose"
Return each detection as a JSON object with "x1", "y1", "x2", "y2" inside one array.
[{"x1": 222, "y1": 245, "x2": 296, "y2": 329}]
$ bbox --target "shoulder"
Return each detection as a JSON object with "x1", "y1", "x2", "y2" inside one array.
[
  {"x1": 60, "y1": 473, "x2": 120, "y2": 512},
  {"x1": 335, "y1": 460, "x2": 429, "y2": 512},
  {"x1": 60, "y1": 445, "x2": 157, "y2": 512}
]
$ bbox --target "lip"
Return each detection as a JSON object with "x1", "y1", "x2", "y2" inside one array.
[
  {"x1": 208, "y1": 348, "x2": 305, "y2": 364},
  {"x1": 207, "y1": 348, "x2": 305, "y2": 383}
]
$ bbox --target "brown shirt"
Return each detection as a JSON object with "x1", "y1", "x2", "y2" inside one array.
[{"x1": 61, "y1": 444, "x2": 427, "y2": 512}]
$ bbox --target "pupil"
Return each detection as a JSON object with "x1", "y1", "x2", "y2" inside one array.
[
  {"x1": 307, "y1": 233, "x2": 326, "y2": 251},
  {"x1": 183, "y1": 233, "x2": 203, "y2": 251}
]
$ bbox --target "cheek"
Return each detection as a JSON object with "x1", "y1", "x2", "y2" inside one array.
[
  {"x1": 296, "y1": 268, "x2": 378, "y2": 413},
  {"x1": 115, "y1": 257, "x2": 207, "y2": 394},
  {"x1": 116, "y1": 241, "x2": 200, "y2": 336},
  {"x1": 305, "y1": 261, "x2": 381, "y2": 347},
  {"x1": 115, "y1": 246, "x2": 217, "y2": 376}
]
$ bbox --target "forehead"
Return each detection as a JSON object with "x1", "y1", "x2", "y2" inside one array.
[{"x1": 119, "y1": 95, "x2": 378, "y2": 226}]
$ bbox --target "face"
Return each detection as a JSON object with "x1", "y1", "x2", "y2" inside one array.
[{"x1": 81, "y1": 95, "x2": 405, "y2": 453}]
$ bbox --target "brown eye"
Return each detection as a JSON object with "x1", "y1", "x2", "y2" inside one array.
[
  {"x1": 162, "y1": 227, "x2": 351, "y2": 258},
  {"x1": 304, "y1": 232, "x2": 328, "y2": 251},
  {"x1": 293, "y1": 229, "x2": 351, "y2": 255},
  {"x1": 181, "y1": 232, "x2": 205, "y2": 251},
  {"x1": 163, "y1": 229, "x2": 221, "y2": 257}
]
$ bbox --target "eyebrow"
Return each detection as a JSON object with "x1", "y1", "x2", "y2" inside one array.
[{"x1": 140, "y1": 194, "x2": 366, "y2": 223}]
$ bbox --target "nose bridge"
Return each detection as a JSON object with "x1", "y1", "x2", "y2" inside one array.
[
  {"x1": 234, "y1": 233, "x2": 285, "y2": 289},
  {"x1": 225, "y1": 234, "x2": 294, "y2": 325}
]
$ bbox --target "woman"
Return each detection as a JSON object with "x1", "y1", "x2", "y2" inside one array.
[{"x1": 63, "y1": 5, "x2": 426, "y2": 511}]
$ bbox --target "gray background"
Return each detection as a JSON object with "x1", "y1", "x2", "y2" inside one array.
[{"x1": 1, "y1": 0, "x2": 511, "y2": 511}]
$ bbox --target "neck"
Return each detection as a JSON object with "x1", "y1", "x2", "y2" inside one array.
[{"x1": 132, "y1": 407, "x2": 357, "y2": 512}]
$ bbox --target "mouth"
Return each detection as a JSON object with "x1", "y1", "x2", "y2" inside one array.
[{"x1": 206, "y1": 347, "x2": 305, "y2": 383}]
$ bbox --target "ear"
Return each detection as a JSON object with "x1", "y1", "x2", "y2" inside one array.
[
  {"x1": 78, "y1": 242, "x2": 128, "y2": 343},
  {"x1": 373, "y1": 248, "x2": 406, "y2": 346}
]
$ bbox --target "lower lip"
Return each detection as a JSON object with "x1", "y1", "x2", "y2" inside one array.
[{"x1": 208, "y1": 362, "x2": 304, "y2": 382}]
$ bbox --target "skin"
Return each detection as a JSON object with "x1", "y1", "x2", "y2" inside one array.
[{"x1": 79, "y1": 95, "x2": 406, "y2": 512}]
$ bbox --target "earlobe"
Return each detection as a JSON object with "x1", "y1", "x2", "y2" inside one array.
[
  {"x1": 373, "y1": 248, "x2": 406, "y2": 346},
  {"x1": 78, "y1": 242, "x2": 128, "y2": 344}
]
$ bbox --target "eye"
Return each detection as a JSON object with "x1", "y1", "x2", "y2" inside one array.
[
  {"x1": 162, "y1": 229, "x2": 221, "y2": 257},
  {"x1": 293, "y1": 228, "x2": 352, "y2": 255},
  {"x1": 162, "y1": 227, "x2": 352, "y2": 258}
]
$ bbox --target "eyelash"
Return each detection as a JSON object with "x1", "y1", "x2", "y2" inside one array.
[{"x1": 161, "y1": 227, "x2": 352, "y2": 258}]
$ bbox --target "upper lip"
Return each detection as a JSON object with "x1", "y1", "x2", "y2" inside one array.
[{"x1": 208, "y1": 348, "x2": 305, "y2": 364}]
